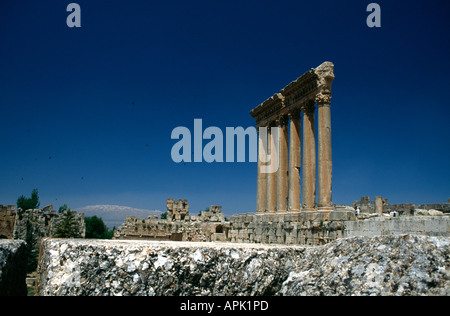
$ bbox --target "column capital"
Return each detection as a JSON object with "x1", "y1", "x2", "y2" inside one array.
[
  {"x1": 315, "y1": 93, "x2": 332, "y2": 106},
  {"x1": 302, "y1": 100, "x2": 316, "y2": 114}
]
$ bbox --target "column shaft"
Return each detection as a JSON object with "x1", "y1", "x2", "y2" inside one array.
[
  {"x1": 276, "y1": 117, "x2": 288, "y2": 213},
  {"x1": 265, "y1": 126, "x2": 277, "y2": 213},
  {"x1": 317, "y1": 101, "x2": 333, "y2": 210},
  {"x1": 256, "y1": 127, "x2": 267, "y2": 213},
  {"x1": 302, "y1": 102, "x2": 316, "y2": 211},
  {"x1": 288, "y1": 112, "x2": 301, "y2": 212}
]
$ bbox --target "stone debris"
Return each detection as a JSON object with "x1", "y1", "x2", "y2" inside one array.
[{"x1": 36, "y1": 235, "x2": 449, "y2": 296}]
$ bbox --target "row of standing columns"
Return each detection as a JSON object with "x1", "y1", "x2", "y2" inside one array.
[{"x1": 256, "y1": 98, "x2": 333, "y2": 213}]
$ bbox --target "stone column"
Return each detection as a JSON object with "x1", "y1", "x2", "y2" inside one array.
[
  {"x1": 256, "y1": 127, "x2": 267, "y2": 214},
  {"x1": 265, "y1": 124, "x2": 277, "y2": 213},
  {"x1": 288, "y1": 111, "x2": 301, "y2": 212},
  {"x1": 316, "y1": 95, "x2": 333, "y2": 211},
  {"x1": 276, "y1": 116, "x2": 289, "y2": 213},
  {"x1": 375, "y1": 196, "x2": 384, "y2": 216},
  {"x1": 302, "y1": 101, "x2": 316, "y2": 212}
]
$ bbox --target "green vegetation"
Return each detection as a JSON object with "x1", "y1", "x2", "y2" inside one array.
[
  {"x1": 17, "y1": 189, "x2": 40, "y2": 211},
  {"x1": 53, "y1": 210, "x2": 84, "y2": 238},
  {"x1": 84, "y1": 216, "x2": 114, "y2": 239},
  {"x1": 58, "y1": 204, "x2": 69, "y2": 214}
]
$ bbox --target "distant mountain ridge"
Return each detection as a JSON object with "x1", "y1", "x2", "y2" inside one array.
[{"x1": 75, "y1": 205, "x2": 162, "y2": 229}]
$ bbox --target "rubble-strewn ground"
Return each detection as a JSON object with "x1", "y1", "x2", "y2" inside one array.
[{"x1": 35, "y1": 235, "x2": 449, "y2": 296}]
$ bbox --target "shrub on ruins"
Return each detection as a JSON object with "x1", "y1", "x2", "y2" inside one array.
[
  {"x1": 53, "y1": 210, "x2": 84, "y2": 238},
  {"x1": 84, "y1": 216, "x2": 114, "y2": 239},
  {"x1": 16, "y1": 189, "x2": 40, "y2": 211},
  {"x1": 58, "y1": 204, "x2": 69, "y2": 214}
]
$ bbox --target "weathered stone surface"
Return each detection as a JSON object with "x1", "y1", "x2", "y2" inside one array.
[
  {"x1": 36, "y1": 239, "x2": 306, "y2": 296},
  {"x1": 36, "y1": 235, "x2": 449, "y2": 296},
  {"x1": 345, "y1": 216, "x2": 450, "y2": 238},
  {"x1": 428, "y1": 209, "x2": 444, "y2": 216},
  {"x1": 230, "y1": 212, "x2": 354, "y2": 246},
  {"x1": 166, "y1": 198, "x2": 189, "y2": 222},
  {"x1": 0, "y1": 239, "x2": 27, "y2": 296},
  {"x1": 0, "y1": 205, "x2": 16, "y2": 239},
  {"x1": 279, "y1": 235, "x2": 449, "y2": 296}
]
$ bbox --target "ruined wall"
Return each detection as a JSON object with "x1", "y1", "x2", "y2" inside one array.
[
  {"x1": 230, "y1": 211, "x2": 355, "y2": 246},
  {"x1": 353, "y1": 197, "x2": 450, "y2": 215},
  {"x1": 345, "y1": 216, "x2": 449, "y2": 238},
  {"x1": 12, "y1": 208, "x2": 85, "y2": 265},
  {"x1": 114, "y1": 216, "x2": 230, "y2": 242},
  {"x1": 0, "y1": 205, "x2": 16, "y2": 239},
  {"x1": 13, "y1": 208, "x2": 85, "y2": 241},
  {"x1": 115, "y1": 202, "x2": 230, "y2": 242},
  {"x1": 36, "y1": 235, "x2": 449, "y2": 296},
  {"x1": 417, "y1": 202, "x2": 450, "y2": 213},
  {"x1": 0, "y1": 240, "x2": 27, "y2": 296},
  {"x1": 230, "y1": 212, "x2": 449, "y2": 245}
]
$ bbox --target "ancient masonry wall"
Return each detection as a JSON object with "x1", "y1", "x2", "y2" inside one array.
[
  {"x1": 35, "y1": 235, "x2": 449, "y2": 296},
  {"x1": 13, "y1": 208, "x2": 85, "y2": 257},
  {"x1": 230, "y1": 213, "x2": 450, "y2": 245},
  {"x1": 344, "y1": 216, "x2": 449, "y2": 238},
  {"x1": 114, "y1": 216, "x2": 230, "y2": 242},
  {"x1": 0, "y1": 205, "x2": 16, "y2": 239},
  {"x1": 353, "y1": 196, "x2": 450, "y2": 215},
  {"x1": 114, "y1": 202, "x2": 230, "y2": 242},
  {"x1": 230, "y1": 211, "x2": 355, "y2": 246}
]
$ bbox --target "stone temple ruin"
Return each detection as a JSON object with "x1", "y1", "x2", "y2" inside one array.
[
  {"x1": 166, "y1": 198, "x2": 189, "y2": 222},
  {"x1": 0, "y1": 204, "x2": 85, "y2": 263},
  {"x1": 0, "y1": 204, "x2": 85, "y2": 242},
  {"x1": 0, "y1": 61, "x2": 449, "y2": 296},
  {"x1": 114, "y1": 199, "x2": 230, "y2": 242},
  {"x1": 252, "y1": 61, "x2": 335, "y2": 214},
  {"x1": 229, "y1": 61, "x2": 450, "y2": 245},
  {"x1": 229, "y1": 62, "x2": 348, "y2": 245}
]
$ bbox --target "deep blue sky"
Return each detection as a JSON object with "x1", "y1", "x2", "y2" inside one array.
[{"x1": 1, "y1": 0, "x2": 449, "y2": 214}]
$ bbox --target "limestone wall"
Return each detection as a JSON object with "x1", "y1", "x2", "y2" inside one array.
[
  {"x1": 352, "y1": 196, "x2": 450, "y2": 215},
  {"x1": 35, "y1": 235, "x2": 449, "y2": 296},
  {"x1": 0, "y1": 205, "x2": 16, "y2": 239},
  {"x1": 0, "y1": 240, "x2": 27, "y2": 296},
  {"x1": 345, "y1": 216, "x2": 450, "y2": 238},
  {"x1": 230, "y1": 211, "x2": 355, "y2": 246},
  {"x1": 230, "y1": 212, "x2": 449, "y2": 245},
  {"x1": 114, "y1": 216, "x2": 230, "y2": 242}
]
